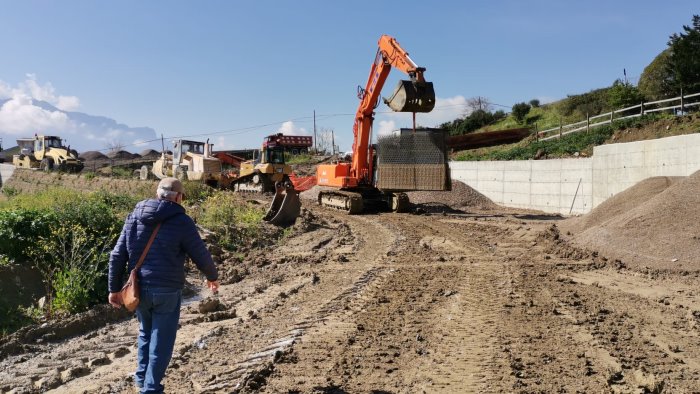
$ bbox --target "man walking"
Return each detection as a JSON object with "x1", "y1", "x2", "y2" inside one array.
[{"x1": 108, "y1": 177, "x2": 219, "y2": 394}]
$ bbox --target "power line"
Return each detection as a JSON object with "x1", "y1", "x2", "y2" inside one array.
[{"x1": 99, "y1": 100, "x2": 515, "y2": 152}]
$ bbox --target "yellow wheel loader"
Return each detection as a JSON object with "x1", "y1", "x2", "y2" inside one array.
[{"x1": 12, "y1": 135, "x2": 84, "y2": 173}]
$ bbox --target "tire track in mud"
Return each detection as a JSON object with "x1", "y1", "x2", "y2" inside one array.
[
  {"x1": 154, "y1": 209, "x2": 400, "y2": 393},
  {"x1": 263, "y1": 213, "x2": 523, "y2": 393}
]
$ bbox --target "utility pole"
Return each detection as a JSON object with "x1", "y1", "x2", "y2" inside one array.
[
  {"x1": 313, "y1": 110, "x2": 317, "y2": 153},
  {"x1": 331, "y1": 130, "x2": 335, "y2": 155}
]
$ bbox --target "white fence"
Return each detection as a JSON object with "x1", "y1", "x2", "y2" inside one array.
[{"x1": 539, "y1": 91, "x2": 700, "y2": 141}]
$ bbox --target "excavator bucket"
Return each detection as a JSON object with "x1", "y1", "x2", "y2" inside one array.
[
  {"x1": 263, "y1": 181, "x2": 301, "y2": 226},
  {"x1": 384, "y1": 80, "x2": 436, "y2": 113}
]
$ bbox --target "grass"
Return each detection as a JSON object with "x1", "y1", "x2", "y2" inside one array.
[
  {"x1": 454, "y1": 116, "x2": 657, "y2": 161},
  {"x1": 198, "y1": 191, "x2": 267, "y2": 251},
  {"x1": 285, "y1": 153, "x2": 315, "y2": 165}
]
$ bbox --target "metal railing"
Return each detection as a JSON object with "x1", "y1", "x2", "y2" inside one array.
[{"x1": 539, "y1": 91, "x2": 700, "y2": 141}]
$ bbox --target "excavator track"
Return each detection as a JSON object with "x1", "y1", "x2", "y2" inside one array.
[{"x1": 318, "y1": 190, "x2": 364, "y2": 214}]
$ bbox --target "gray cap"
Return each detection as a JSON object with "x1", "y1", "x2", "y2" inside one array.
[{"x1": 157, "y1": 177, "x2": 184, "y2": 194}]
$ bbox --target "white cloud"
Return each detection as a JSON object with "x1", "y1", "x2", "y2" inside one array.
[
  {"x1": 0, "y1": 93, "x2": 73, "y2": 134},
  {"x1": 277, "y1": 120, "x2": 309, "y2": 135},
  {"x1": 376, "y1": 120, "x2": 397, "y2": 136},
  {"x1": 215, "y1": 136, "x2": 235, "y2": 150},
  {"x1": 0, "y1": 75, "x2": 157, "y2": 152},
  {"x1": 21, "y1": 74, "x2": 80, "y2": 111},
  {"x1": 0, "y1": 81, "x2": 11, "y2": 99}
]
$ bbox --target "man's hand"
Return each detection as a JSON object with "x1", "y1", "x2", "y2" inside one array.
[
  {"x1": 108, "y1": 292, "x2": 122, "y2": 308},
  {"x1": 206, "y1": 280, "x2": 220, "y2": 295}
]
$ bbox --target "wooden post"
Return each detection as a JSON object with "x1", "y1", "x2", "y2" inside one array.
[
  {"x1": 586, "y1": 112, "x2": 590, "y2": 133},
  {"x1": 610, "y1": 109, "x2": 614, "y2": 123},
  {"x1": 681, "y1": 88, "x2": 685, "y2": 114},
  {"x1": 640, "y1": 101, "x2": 644, "y2": 115},
  {"x1": 559, "y1": 117, "x2": 562, "y2": 138}
]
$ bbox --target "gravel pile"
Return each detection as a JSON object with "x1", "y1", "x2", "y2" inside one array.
[
  {"x1": 79, "y1": 151, "x2": 108, "y2": 161},
  {"x1": 140, "y1": 149, "x2": 161, "y2": 159},
  {"x1": 107, "y1": 150, "x2": 139, "y2": 160},
  {"x1": 406, "y1": 180, "x2": 496, "y2": 211},
  {"x1": 562, "y1": 172, "x2": 700, "y2": 271}
]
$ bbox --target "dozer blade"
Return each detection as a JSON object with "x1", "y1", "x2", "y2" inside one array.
[
  {"x1": 263, "y1": 181, "x2": 301, "y2": 226},
  {"x1": 384, "y1": 80, "x2": 436, "y2": 113}
]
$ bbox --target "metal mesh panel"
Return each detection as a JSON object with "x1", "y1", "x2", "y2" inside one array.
[{"x1": 375, "y1": 131, "x2": 450, "y2": 191}]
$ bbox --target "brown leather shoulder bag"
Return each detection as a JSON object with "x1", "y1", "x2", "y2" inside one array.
[{"x1": 119, "y1": 223, "x2": 162, "y2": 312}]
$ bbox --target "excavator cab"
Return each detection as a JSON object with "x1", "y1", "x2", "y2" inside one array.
[{"x1": 384, "y1": 79, "x2": 435, "y2": 113}]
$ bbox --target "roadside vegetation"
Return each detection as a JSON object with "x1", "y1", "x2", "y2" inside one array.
[
  {"x1": 0, "y1": 181, "x2": 271, "y2": 336},
  {"x1": 453, "y1": 116, "x2": 662, "y2": 161}
]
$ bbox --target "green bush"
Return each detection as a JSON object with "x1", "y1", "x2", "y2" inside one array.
[
  {"x1": 199, "y1": 192, "x2": 266, "y2": 251},
  {"x1": 0, "y1": 187, "x2": 129, "y2": 317},
  {"x1": 34, "y1": 224, "x2": 114, "y2": 314},
  {"x1": 0, "y1": 209, "x2": 55, "y2": 263},
  {"x1": 512, "y1": 102, "x2": 532, "y2": 124},
  {"x1": 182, "y1": 181, "x2": 215, "y2": 204}
]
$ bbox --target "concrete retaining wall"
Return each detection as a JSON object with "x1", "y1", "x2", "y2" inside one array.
[
  {"x1": 450, "y1": 159, "x2": 592, "y2": 215},
  {"x1": 591, "y1": 133, "x2": 700, "y2": 207},
  {"x1": 450, "y1": 133, "x2": 700, "y2": 215}
]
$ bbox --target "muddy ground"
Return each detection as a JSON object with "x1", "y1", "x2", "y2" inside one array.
[{"x1": 2, "y1": 189, "x2": 700, "y2": 393}]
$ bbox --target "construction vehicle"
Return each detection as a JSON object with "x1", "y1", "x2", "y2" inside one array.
[
  {"x1": 142, "y1": 139, "x2": 221, "y2": 186},
  {"x1": 233, "y1": 133, "x2": 294, "y2": 193},
  {"x1": 316, "y1": 35, "x2": 449, "y2": 214},
  {"x1": 12, "y1": 135, "x2": 84, "y2": 172}
]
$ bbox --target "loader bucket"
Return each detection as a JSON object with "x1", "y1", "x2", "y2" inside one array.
[
  {"x1": 263, "y1": 181, "x2": 301, "y2": 226},
  {"x1": 384, "y1": 80, "x2": 436, "y2": 113}
]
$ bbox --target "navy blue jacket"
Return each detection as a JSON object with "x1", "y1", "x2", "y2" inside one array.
[{"x1": 108, "y1": 198, "x2": 218, "y2": 293}]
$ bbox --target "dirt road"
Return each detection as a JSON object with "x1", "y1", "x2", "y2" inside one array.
[{"x1": 2, "y1": 203, "x2": 699, "y2": 393}]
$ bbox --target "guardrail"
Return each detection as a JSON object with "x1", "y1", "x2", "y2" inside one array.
[{"x1": 539, "y1": 91, "x2": 700, "y2": 141}]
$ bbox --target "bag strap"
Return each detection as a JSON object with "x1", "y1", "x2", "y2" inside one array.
[{"x1": 133, "y1": 222, "x2": 162, "y2": 272}]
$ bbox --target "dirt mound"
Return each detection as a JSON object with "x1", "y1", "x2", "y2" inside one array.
[
  {"x1": 79, "y1": 151, "x2": 108, "y2": 161},
  {"x1": 565, "y1": 176, "x2": 681, "y2": 233},
  {"x1": 106, "y1": 150, "x2": 137, "y2": 160},
  {"x1": 563, "y1": 172, "x2": 700, "y2": 271},
  {"x1": 140, "y1": 149, "x2": 161, "y2": 159},
  {"x1": 406, "y1": 180, "x2": 496, "y2": 211}
]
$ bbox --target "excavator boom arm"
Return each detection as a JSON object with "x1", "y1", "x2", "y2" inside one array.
[{"x1": 351, "y1": 35, "x2": 434, "y2": 183}]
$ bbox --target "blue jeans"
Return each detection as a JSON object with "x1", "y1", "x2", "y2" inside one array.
[{"x1": 134, "y1": 286, "x2": 182, "y2": 394}]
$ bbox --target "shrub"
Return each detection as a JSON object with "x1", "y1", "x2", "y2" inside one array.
[
  {"x1": 34, "y1": 224, "x2": 115, "y2": 314},
  {"x1": 199, "y1": 192, "x2": 266, "y2": 251},
  {"x1": 529, "y1": 99, "x2": 541, "y2": 108},
  {"x1": 182, "y1": 181, "x2": 215, "y2": 204},
  {"x1": 0, "y1": 209, "x2": 55, "y2": 263},
  {"x1": 512, "y1": 102, "x2": 532, "y2": 124}
]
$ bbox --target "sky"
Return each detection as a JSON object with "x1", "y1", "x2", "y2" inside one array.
[{"x1": 0, "y1": 1, "x2": 697, "y2": 153}]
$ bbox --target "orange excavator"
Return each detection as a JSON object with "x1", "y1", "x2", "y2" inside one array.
[{"x1": 316, "y1": 35, "x2": 447, "y2": 214}]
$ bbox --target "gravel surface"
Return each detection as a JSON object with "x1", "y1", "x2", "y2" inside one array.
[{"x1": 562, "y1": 172, "x2": 700, "y2": 272}]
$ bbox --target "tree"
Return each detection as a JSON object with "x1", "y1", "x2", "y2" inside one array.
[
  {"x1": 511, "y1": 102, "x2": 531, "y2": 124},
  {"x1": 466, "y1": 96, "x2": 492, "y2": 113},
  {"x1": 607, "y1": 79, "x2": 643, "y2": 109},
  {"x1": 667, "y1": 15, "x2": 700, "y2": 95},
  {"x1": 529, "y1": 99, "x2": 541, "y2": 108},
  {"x1": 639, "y1": 49, "x2": 674, "y2": 100},
  {"x1": 315, "y1": 128, "x2": 335, "y2": 155},
  {"x1": 104, "y1": 140, "x2": 124, "y2": 154}
]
